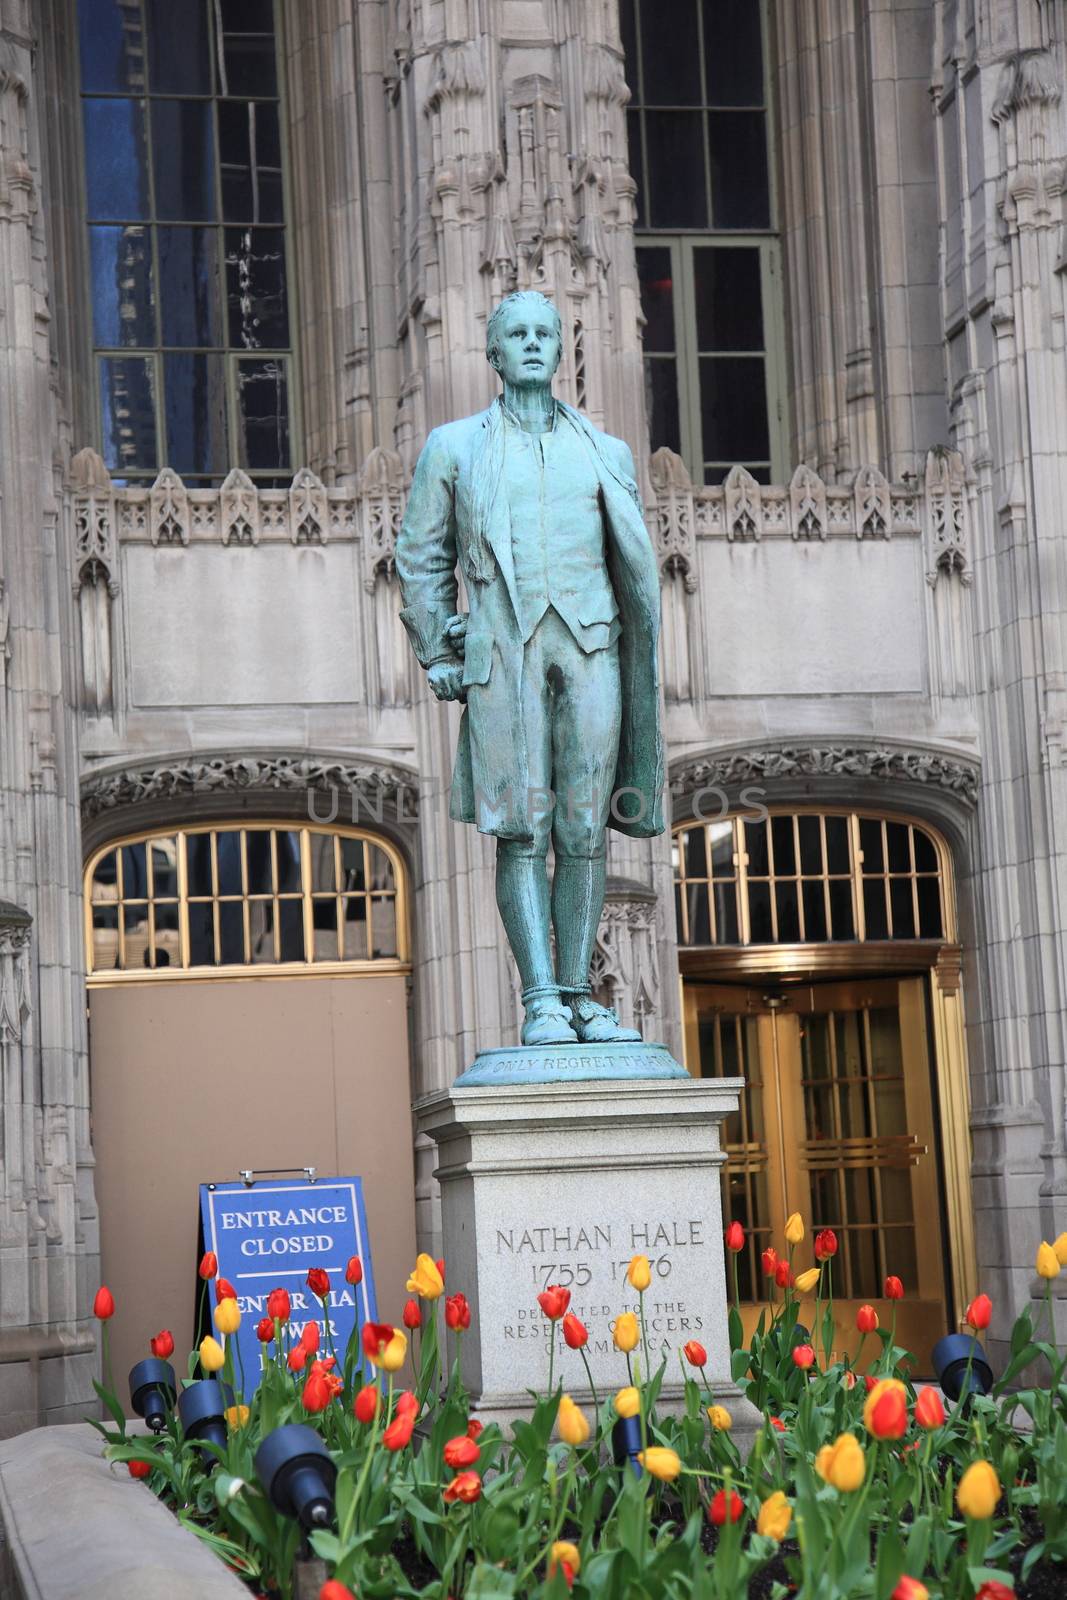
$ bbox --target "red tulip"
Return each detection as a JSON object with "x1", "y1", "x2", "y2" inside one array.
[
  {"x1": 892, "y1": 1579, "x2": 930, "y2": 1600},
  {"x1": 395, "y1": 1389, "x2": 418, "y2": 1417},
  {"x1": 267, "y1": 1287, "x2": 291, "y2": 1322},
  {"x1": 93, "y1": 1286, "x2": 115, "y2": 1321},
  {"x1": 443, "y1": 1470, "x2": 482, "y2": 1503},
  {"x1": 965, "y1": 1293, "x2": 992, "y2": 1331},
  {"x1": 443, "y1": 1434, "x2": 481, "y2": 1468},
  {"x1": 537, "y1": 1285, "x2": 571, "y2": 1320},
  {"x1": 354, "y1": 1385, "x2": 379, "y2": 1423},
  {"x1": 306, "y1": 1268, "x2": 330, "y2": 1298},
  {"x1": 436, "y1": 1258, "x2": 446, "y2": 1284},
  {"x1": 198, "y1": 1251, "x2": 218, "y2": 1279},
  {"x1": 445, "y1": 1292, "x2": 471, "y2": 1331},
  {"x1": 761, "y1": 1247, "x2": 778, "y2": 1277},
  {"x1": 362, "y1": 1321, "x2": 395, "y2": 1361},
  {"x1": 868, "y1": 1384, "x2": 908, "y2": 1440},
  {"x1": 814, "y1": 1229, "x2": 838, "y2": 1260},
  {"x1": 403, "y1": 1298, "x2": 422, "y2": 1330},
  {"x1": 345, "y1": 1255, "x2": 364, "y2": 1285},
  {"x1": 467, "y1": 1418, "x2": 483, "y2": 1440},
  {"x1": 149, "y1": 1329, "x2": 174, "y2": 1359},
  {"x1": 863, "y1": 1373, "x2": 878, "y2": 1393},
  {"x1": 768, "y1": 1415, "x2": 786, "y2": 1432},
  {"x1": 215, "y1": 1277, "x2": 237, "y2": 1303},
  {"x1": 302, "y1": 1368, "x2": 332, "y2": 1413},
  {"x1": 562, "y1": 1312, "x2": 588, "y2": 1349},
  {"x1": 775, "y1": 1260, "x2": 794, "y2": 1289},
  {"x1": 383, "y1": 1407, "x2": 415, "y2": 1451},
  {"x1": 792, "y1": 1343, "x2": 815, "y2": 1370},
  {"x1": 914, "y1": 1386, "x2": 946, "y2": 1429},
  {"x1": 708, "y1": 1488, "x2": 744, "y2": 1525},
  {"x1": 287, "y1": 1344, "x2": 308, "y2": 1373},
  {"x1": 974, "y1": 1582, "x2": 1015, "y2": 1600},
  {"x1": 128, "y1": 1459, "x2": 152, "y2": 1479},
  {"x1": 256, "y1": 1316, "x2": 275, "y2": 1343},
  {"x1": 300, "y1": 1321, "x2": 320, "y2": 1353},
  {"x1": 724, "y1": 1221, "x2": 745, "y2": 1252},
  {"x1": 856, "y1": 1305, "x2": 879, "y2": 1333},
  {"x1": 682, "y1": 1340, "x2": 707, "y2": 1367},
  {"x1": 321, "y1": 1582, "x2": 358, "y2": 1600},
  {"x1": 884, "y1": 1275, "x2": 904, "y2": 1300}
]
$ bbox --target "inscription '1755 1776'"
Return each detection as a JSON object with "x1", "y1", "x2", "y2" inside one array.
[{"x1": 496, "y1": 1218, "x2": 705, "y2": 1289}]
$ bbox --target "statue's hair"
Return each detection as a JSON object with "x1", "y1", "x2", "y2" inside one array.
[{"x1": 485, "y1": 291, "x2": 562, "y2": 366}]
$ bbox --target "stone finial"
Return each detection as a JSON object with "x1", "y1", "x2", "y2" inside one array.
[{"x1": 70, "y1": 448, "x2": 111, "y2": 492}]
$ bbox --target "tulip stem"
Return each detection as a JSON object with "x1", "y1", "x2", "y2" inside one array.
[
  {"x1": 341, "y1": 1381, "x2": 384, "y2": 1547},
  {"x1": 234, "y1": 1334, "x2": 247, "y2": 1403},
  {"x1": 638, "y1": 1287, "x2": 652, "y2": 1405},
  {"x1": 548, "y1": 1323, "x2": 555, "y2": 1398},
  {"x1": 578, "y1": 1347, "x2": 600, "y2": 1426}
]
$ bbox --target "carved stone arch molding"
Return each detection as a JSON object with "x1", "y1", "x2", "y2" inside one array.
[
  {"x1": 669, "y1": 740, "x2": 981, "y2": 867},
  {"x1": 79, "y1": 750, "x2": 423, "y2": 864}
]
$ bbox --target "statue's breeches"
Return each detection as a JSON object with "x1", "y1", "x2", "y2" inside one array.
[{"x1": 514, "y1": 607, "x2": 622, "y2": 859}]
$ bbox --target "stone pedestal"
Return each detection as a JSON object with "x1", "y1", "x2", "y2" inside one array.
[{"x1": 416, "y1": 1074, "x2": 761, "y2": 1443}]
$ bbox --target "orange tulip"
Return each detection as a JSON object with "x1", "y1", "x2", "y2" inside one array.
[
  {"x1": 856, "y1": 1305, "x2": 879, "y2": 1333},
  {"x1": 443, "y1": 1470, "x2": 482, "y2": 1502},
  {"x1": 914, "y1": 1386, "x2": 945, "y2": 1429},
  {"x1": 864, "y1": 1378, "x2": 908, "y2": 1440},
  {"x1": 964, "y1": 1293, "x2": 992, "y2": 1331},
  {"x1": 198, "y1": 1251, "x2": 217, "y2": 1279}
]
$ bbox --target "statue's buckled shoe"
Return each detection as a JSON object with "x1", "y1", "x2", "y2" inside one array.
[
  {"x1": 568, "y1": 998, "x2": 642, "y2": 1044},
  {"x1": 521, "y1": 997, "x2": 579, "y2": 1046}
]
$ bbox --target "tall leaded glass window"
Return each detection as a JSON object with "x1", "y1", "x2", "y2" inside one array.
[
  {"x1": 622, "y1": 0, "x2": 786, "y2": 485},
  {"x1": 77, "y1": 0, "x2": 293, "y2": 484}
]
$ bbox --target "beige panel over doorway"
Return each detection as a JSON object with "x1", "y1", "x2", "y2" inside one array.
[{"x1": 89, "y1": 973, "x2": 416, "y2": 1394}]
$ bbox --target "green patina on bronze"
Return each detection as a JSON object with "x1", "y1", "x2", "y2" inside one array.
[{"x1": 397, "y1": 291, "x2": 680, "y2": 1069}]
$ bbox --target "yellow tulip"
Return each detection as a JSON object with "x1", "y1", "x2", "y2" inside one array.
[
  {"x1": 224, "y1": 1404, "x2": 250, "y2": 1429},
  {"x1": 406, "y1": 1253, "x2": 444, "y2": 1299},
  {"x1": 707, "y1": 1404, "x2": 732, "y2": 1430},
  {"x1": 815, "y1": 1432, "x2": 866, "y2": 1492},
  {"x1": 213, "y1": 1298, "x2": 241, "y2": 1336},
  {"x1": 199, "y1": 1335, "x2": 225, "y2": 1373},
  {"x1": 557, "y1": 1394, "x2": 590, "y2": 1446},
  {"x1": 638, "y1": 1446, "x2": 681, "y2": 1481},
  {"x1": 1036, "y1": 1241, "x2": 1061, "y2": 1280},
  {"x1": 613, "y1": 1311, "x2": 640, "y2": 1353},
  {"x1": 627, "y1": 1254, "x2": 652, "y2": 1291},
  {"x1": 957, "y1": 1459, "x2": 1001, "y2": 1520},
  {"x1": 380, "y1": 1329, "x2": 408, "y2": 1372},
  {"x1": 756, "y1": 1490, "x2": 792, "y2": 1541},
  {"x1": 784, "y1": 1213, "x2": 805, "y2": 1246},
  {"x1": 549, "y1": 1541, "x2": 581, "y2": 1578},
  {"x1": 614, "y1": 1386, "x2": 640, "y2": 1418},
  {"x1": 1053, "y1": 1232, "x2": 1067, "y2": 1267},
  {"x1": 794, "y1": 1266, "x2": 821, "y2": 1294}
]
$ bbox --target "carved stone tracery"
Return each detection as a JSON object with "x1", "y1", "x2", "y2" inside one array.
[
  {"x1": 671, "y1": 743, "x2": 980, "y2": 808},
  {"x1": 80, "y1": 753, "x2": 421, "y2": 822}
]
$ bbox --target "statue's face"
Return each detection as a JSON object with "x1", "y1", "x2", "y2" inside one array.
[{"x1": 489, "y1": 299, "x2": 562, "y2": 388}]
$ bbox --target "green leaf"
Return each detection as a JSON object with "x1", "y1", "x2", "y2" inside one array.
[
  {"x1": 875, "y1": 1526, "x2": 905, "y2": 1599},
  {"x1": 92, "y1": 1377, "x2": 128, "y2": 1436},
  {"x1": 466, "y1": 1561, "x2": 518, "y2": 1596}
]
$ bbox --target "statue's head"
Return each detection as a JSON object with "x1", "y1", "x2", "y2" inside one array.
[{"x1": 486, "y1": 291, "x2": 562, "y2": 388}]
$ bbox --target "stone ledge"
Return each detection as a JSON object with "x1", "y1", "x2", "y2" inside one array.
[{"x1": 0, "y1": 1423, "x2": 247, "y2": 1600}]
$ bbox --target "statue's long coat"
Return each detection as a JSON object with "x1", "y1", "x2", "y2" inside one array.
[{"x1": 395, "y1": 397, "x2": 665, "y2": 843}]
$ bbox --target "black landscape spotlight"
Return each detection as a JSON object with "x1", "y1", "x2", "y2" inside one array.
[
  {"x1": 932, "y1": 1333, "x2": 993, "y2": 1405},
  {"x1": 255, "y1": 1424, "x2": 337, "y2": 1532},
  {"x1": 129, "y1": 1358, "x2": 176, "y2": 1432},
  {"x1": 611, "y1": 1412, "x2": 643, "y2": 1478},
  {"x1": 177, "y1": 1379, "x2": 231, "y2": 1456}
]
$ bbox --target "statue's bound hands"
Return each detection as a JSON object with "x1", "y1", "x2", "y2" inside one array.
[{"x1": 428, "y1": 659, "x2": 466, "y2": 702}]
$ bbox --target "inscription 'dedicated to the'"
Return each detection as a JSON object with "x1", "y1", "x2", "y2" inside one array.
[{"x1": 493, "y1": 1217, "x2": 710, "y2": 1354}]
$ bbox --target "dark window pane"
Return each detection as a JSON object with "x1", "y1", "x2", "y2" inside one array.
[
  {"x1": 219, "y1": 100, "x2": 283, "y2": 222},
  {"x1": 640, "y1": 0, "x2": 700, "y2": 103},
  {"x1": 279, "y1": 899, "x2": 305, "y2": 962},
  {"x1": 798, "y1": 815, "x2": 823, "y2": 875},
  {"x1": 859, "y1": 817, "x2": 884, "y2": 872},
  {"x1": 687, "y1": 885, "x2": 711, "y2": 944},
  {"x1": 152, "y1": 100, "x2": 216, "y2": 221},
  {"x1": 825, "y1": 815, "x2": 850, "y2": 875},
  {"x1": 771, "y1": 815, "x2": 795, "y2": 875},
  {"x1": 83, "y1": 99, "x2": 150, "y2": 220},
  {"x1": 186, "y1": 836, "x2": 212, "y2": 897},
  {"x1": 864, "y1": 879, "x2": 889, "y2": 940},
  {"x1": 684, "y1": 827, "x2": 706, "y2": 879},
  {"x1": 158, "y1": 227, "x2": 221, "y2": 347},
  {"x1": 121, "y1": 842, "x2": 148, "y2": 897},
  {"x1": 620, "y1": 0, "x2": 637, "y2": 88},
  {"x1": 220, "y1": 0, "x2": 275, "y2": 28},
  {"x1": 643, "y1": 359, "x2": 681, "y2": 455},
  {"x1": 219, "y1": 34, "x2": 277, "y2": 97},
  {"x1": 890, "y1": 877, "x2": 916, "y2": 939},
  {"x1": 886, "y1": 822, "x2": 911, "y2": 872},
  {"x1": 828, "y1": 879, "x2": 855, "y2": 940},
  {"x1": 215, "y1": 831, "x2": 243, "y2": 894},
  {"x1": 636, "y1": 246, "x2": 676, "y2": 352},
  {"x1": 748, "y1": 880, "x2": 773, "y2": 943},
  {"x1": 627, "y1": 110, "x2": 646, "y2": 227},
  {"x1": 276, "y1": 831, "x2": 302, "y2": 892},
  {"x1": 776, "y1": 880, "x2": 800, "y2": 942},
  {"x1": 188, "y1": 900, "x2": 214, "y2": 963},
  {"x1": 99, "y1": 355, "x2": 157, "y2": 473},
  {"x1": 709, "y1": 112, "x2": 770, "y2": 228},
  {"x1": 150, "y1": 839, "x2": 177, "y2": 896},
  {"x1": 699, "y1": 356, "x2": 769, "y2": 462},
  {"x1": 340, "y1": 838, "x2": 366, "y2": 893},
  {"x1": 709, "y1": 823, "x2": 734, "y2": 878},
  {"x1": 163, "y1": 352, "x2": 227, "y2": 474},
  {"x1": 802, "y1": 880, "x2": 828, "y2": 941},
  {"x1": 236, "y1": 357, "x2": 290, "y2": 470},
  {"x1": 917, "y1": 876, "x2": 943, "y2": 938},
  {"x1": 146, "y1": 0, "x2": 210, "y2": 92},
  {"x1": 250, "y1": 901, "x2": 274, "y2": 962},
  {"x1": 246, "y1": 831, "x2": 272, "y2": 893},
  {"x1": 693, "y1": 246, "x2": 763, "y2": 350},
  {"x1": 704, "y1": 0, "x2": 764, "y2": 106},
  {"x1": 90, "y1": 226, "x2": 154, "y2": 347},
  {"x1": 224, "y1": 227, "x2": 289, "y2": 347},
  {"x1": 645, "y1": 111, "x2": 707, "y2": 228},
  {"x1": 745, "y1": 817, "x2": 768, "y2": 876},
  {"x1": 79, "y1": 0, "x2": 146, "y2": 93},
  {"x1": 914, "y1": 829, "x2": 939, "y2": 873},
  {"x1": 219, "y1": 900, "x2": 245, "y2": 962},
  {"x1": 714, "y1": 882, "x2": 739, "y2": 943}
]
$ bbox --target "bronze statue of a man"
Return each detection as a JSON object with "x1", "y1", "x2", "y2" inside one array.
[{"x1": 396, "y1": 291, "x2": 665, "y2": 1047}]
